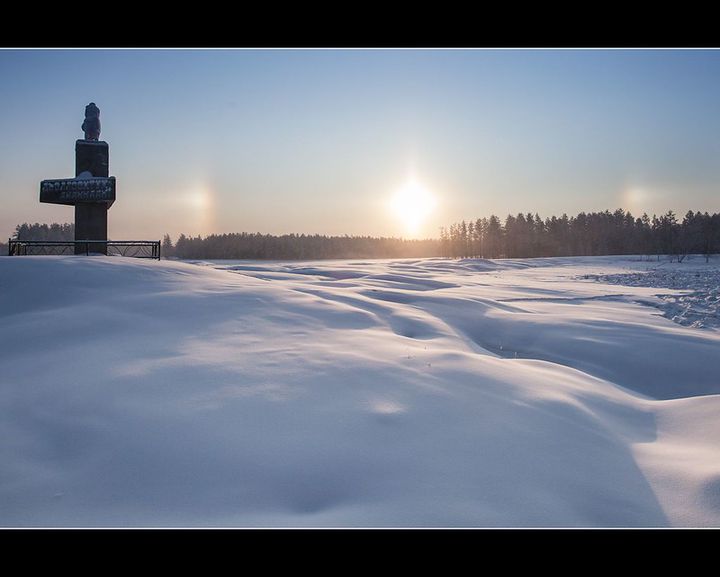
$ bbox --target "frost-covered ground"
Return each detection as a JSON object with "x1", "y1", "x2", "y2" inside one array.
[
  {"x1": 1, "y1": 254, "x2": 719, "y2": 527},
  {"x1": 583, "y1": 261, "x2": 720, "y2": 330}
]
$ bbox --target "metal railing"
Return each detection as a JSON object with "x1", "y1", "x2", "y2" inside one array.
[{"x1": 8, "y1": 239, "x2": 161, "y2": 260}]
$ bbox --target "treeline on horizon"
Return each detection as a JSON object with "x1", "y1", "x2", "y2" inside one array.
[
  {"x1": 2, "y1": 222, "x2": 77, "y2": 255},
  {"x1": 441, "y1": 209, "x2": 720, "y2": 262},
  {"x1": 8, "y1": 208, "x2": 720, "y2": 261},
  {"x1": 170, "y1": 232, "x2": 441, "y2": 260},
  {"x1": 7, "y1": 223, "x2": 441, "y2": 260}
]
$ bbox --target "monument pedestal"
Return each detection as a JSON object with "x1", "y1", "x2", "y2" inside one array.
[
  {"x1": 75, "y1": 203, "x2": 108, "y2": 254},
  {"x1": 75, "y1": 139, "x2": 110, "y2": 255}
]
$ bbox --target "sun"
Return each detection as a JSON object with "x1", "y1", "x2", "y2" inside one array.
[{"x1": 389, "y1": 179, "x2": 437, "y2": 236}]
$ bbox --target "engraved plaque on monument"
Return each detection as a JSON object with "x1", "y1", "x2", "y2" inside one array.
[{"x1": 40, "y1": 103, "x2": 116, "y2": 254}]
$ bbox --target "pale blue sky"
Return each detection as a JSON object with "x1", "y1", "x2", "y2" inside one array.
[{"x1": 1, "y1": 48, "x2": 719, "y2": 240}]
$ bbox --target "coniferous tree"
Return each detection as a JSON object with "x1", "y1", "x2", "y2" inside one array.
[
  {"x1": 700, "y1": 212, "x2": 719, "y2": 263},
  {"x1": 161, "y1": 234, "x2": 175, "y2": 258},
  {"x1": 504, "y1": 214, "x2": 518, "y2": 258},
  {"x1": 475, "y1": 218, "x2": 486, "y2": 258},
  {"x1": 485, "y1": 215, "x2": 503, "y2": 258},
  {"x1": 460, "y1": 221, "x2": 469, "y2": 258},
  {"x1": 467, "y1": 221, "x2": 475, "y2": 257},
  {"x1": 439, "y1": 227, "x2": 450, "y2": 258}
]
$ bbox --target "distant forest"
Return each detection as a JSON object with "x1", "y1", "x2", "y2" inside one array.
[
  {"x1": 8, "y1": 223, "x2": 441, "y2": 260},
  {"x1": 170, "y1": 233, "x2": 441, "y2": 260},
  {"x1": 441, "y1": 209, "x2": 720, "y2": 262},
  {"x1": 3, "y1": 222, "x2": 77, "y2": 256},
  {"x1": 9, "y1": 208, "x2": 720, "y2": 261},
  {"x1": 12, "y1": 222, "x2": 75, "y2": 242}
]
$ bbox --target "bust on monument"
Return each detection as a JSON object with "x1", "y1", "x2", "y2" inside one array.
[{"x1": 81, "y1": 102, "x2": 101, "y2": 140}]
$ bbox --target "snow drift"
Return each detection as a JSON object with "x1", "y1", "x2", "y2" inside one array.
[{"x1": 1, "y1": 254, "x2": 719, "y2": 527}]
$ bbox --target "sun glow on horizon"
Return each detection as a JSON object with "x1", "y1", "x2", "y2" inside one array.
[{"x1": 388, "y1": 178, "x2": 438, "y2": 237}]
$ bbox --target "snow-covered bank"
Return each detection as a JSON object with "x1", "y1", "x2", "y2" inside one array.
[{"x1": 1, "y1": 255, "x2": 719, "y2": 527}]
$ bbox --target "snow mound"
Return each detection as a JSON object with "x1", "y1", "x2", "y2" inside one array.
[{"x1": 1, "y1": 254, "x2": 719, "y2": 527}]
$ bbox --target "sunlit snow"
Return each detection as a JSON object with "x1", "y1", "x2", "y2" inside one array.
[{"x1": 1, "y1": 254, "x2": 719, "y2": 527}]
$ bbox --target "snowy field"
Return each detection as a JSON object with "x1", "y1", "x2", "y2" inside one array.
[{"x1": 1, "y1": 254, "x2": 719, "y2": 527}]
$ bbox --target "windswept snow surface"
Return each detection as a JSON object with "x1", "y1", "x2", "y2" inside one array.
[
  {"x1": 1, "y1": 254, "x2": 719, "y2": 527},
  {"x1": 585, "y1": 265, "x2": 720, "y2": 330}
]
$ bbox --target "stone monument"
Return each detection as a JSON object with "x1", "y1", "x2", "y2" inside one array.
[{"x1": 40, "y1": 103, "x2": 116, "y2": 254}]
